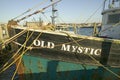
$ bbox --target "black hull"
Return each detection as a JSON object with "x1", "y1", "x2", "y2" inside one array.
[{"x1": 12, "y1": 27, "x2": 120, "y2": 67}]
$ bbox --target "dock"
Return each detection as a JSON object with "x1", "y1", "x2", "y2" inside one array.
[{"x1": 56, "y1": 23, "x2": 102, "y2": 27}]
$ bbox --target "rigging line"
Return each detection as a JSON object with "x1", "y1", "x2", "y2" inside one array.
[
  {"x1": 2, "y1": 29, "x2": 27, "y2": 46},
  {"x1": 0, "y1": 31, "x2": 43, "y2": 74},
  {"x1": 12, "y1": 35, "x2": 88, "y2": 70},
  {"x1": 8, "y1": 37, "x2": 117, "y2": 67},
  {"x1": 12, "y1": 30, "x2": 120, "y2": 68},
  {"x1": 11, "y1": 30, "x2": 30, "y2": 80},
  {"x1": 0, "y1": 30, "x2": 34, "y2": 72},
  {"x1": 100, "y1": 22, "x2": 120, "y2": 33},
  {"x1": 11, "y1": 55, "x2": 22, "y2": 80},
  {"x1": 11, "y1": 29, "x2": 51, "y2": 80},
  {"x1": 59, "y1": 31, "x2": 87, "y2": 68},
  {"x1": 17, "y1": 0, "x2": 61, "y2": 22},
  {"x1": 61, "y1": 31, "x2": 120, "y2": 79},
  {"x1": 41, "y1": 12, "x2": 51, "y2": 23},
  {"x1": 12, "y1": 37, "x2": 85, "y2": 51},
  {"x1": 12, "y1": 0, "x2": 48, "y2": 20},
  {"x1": 1, "y1": 30, "x2": 29, "y2": 68},
  {"x1": 12, "y1": 41, "x2": 26, "y2": 48},
  {"x1": 58, "y1": 16, "x2": 65, "y2": 23},
  {"x1": 5, "y1": 30, "x2": 32, "y2": 61},
  {"x1": 32, "y1": 17, "x2": 40, "y2": 27},
  {"x1": 84, "y1": 1, "x2": 104, "y2": 23}
]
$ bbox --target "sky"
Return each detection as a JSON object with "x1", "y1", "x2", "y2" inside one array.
[{"x1": 0, "y1": 0, "x2": 104, "y2": 24}]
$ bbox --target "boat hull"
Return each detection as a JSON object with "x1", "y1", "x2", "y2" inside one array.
[
  {"x1": 17, "y1": 54, "x2": 120, "y2": 80},
  {"x1": 12, "y1": 27, "x2": 120, "y2": 67},
  {"x1": 7, "y1": 27, "x2": 120, "y2": 80}
]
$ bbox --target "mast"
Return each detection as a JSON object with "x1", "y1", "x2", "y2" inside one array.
[
  {"x1": 51, "y1": 0, "x2": 58, "y2": 25},
  {"x1": 15, "y1": 0, "x2": 61, "y2": 22},
  {"x1": 103, "y1": 0, "x2": 107, "y2": 10}
]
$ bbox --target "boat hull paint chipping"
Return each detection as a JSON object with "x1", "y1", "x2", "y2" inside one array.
[
  {"x1": 17, "y1": 54, "x2": 120, "y2": 80},
  {"x1": 14, "y1": 28, "x2": 120, "y2": 67}
]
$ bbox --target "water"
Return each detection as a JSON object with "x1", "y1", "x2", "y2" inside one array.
[
  {"x1": 0, "y1": 65, "x2": 18, "y2": 80},
  {"x1": 69, "y1": 26, "x2": 101, "y2": 36}
]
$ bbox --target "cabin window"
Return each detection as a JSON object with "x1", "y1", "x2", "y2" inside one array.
[{"x1": 107, "y1": 14, "x2": 120, "y2": 24}]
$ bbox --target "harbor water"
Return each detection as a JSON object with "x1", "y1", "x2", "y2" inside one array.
[{"x1": 69, "y1": 26, "x2": 101, "y2": 36}]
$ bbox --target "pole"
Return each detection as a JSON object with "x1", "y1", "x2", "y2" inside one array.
[
  {"x1": 103, "y1": 0, "x2": 106, "y2": 10},
  {"x1": 51, "y1": 0, "x2": 58, "y2": 25},
  {"x1": 17, "y1": 0, "x2": 61, "y2": 22}
]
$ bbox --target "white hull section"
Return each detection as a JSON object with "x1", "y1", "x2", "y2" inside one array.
[{"x1": 100, "y1": 24, "x2": 120, "y2": 39}]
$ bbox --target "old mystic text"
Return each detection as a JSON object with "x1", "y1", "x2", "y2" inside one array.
[{"x1": 33, "y1": 40, "x2": 101, "y2": 56}]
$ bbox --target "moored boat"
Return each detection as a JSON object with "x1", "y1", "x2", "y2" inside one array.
[{"x1": 1, "y1": 0, "x2": 120, "y2": 80}]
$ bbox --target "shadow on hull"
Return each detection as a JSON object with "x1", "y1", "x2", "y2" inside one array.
[{"x1": 17, "y1": 55, "x2": 120, "y2": 80}]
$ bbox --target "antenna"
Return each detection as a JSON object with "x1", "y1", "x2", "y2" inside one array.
[
  {"x1": 51, "y1": 0, "x2": 58, "y2": 25},
  {"x1": 103, "y1": 0, "x2": 107, "y2": 10},
  {"x1": 16, "y1": 0, "x2": 61, "y2": 22}
]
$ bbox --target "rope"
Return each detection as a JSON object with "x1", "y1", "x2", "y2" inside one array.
[
  {"x1": 41, "y1": 12, "x2": 51, "y2": 23},
  {"x1": 61, "y1": 31, "x2": 120, "y2": 79},
  {"x1": 1, "y1": 30, "x2": 33, "y2": 68},
  {"x1": 12, "y1": 0, "x2": 48, "y2": 20},
  {"x1": 0, "y1": 30, "x2": 34, "y2": 73},
  {"x1": 84, "y1": 1, "x2": 103, "y2": 23},
  {"x1": 100, "y1": 22, "x2": 120, "y2": 33},
  {"x1": 0, "y1": 30, "x2": 43, "y2": 80},
  {"x1": 11, "y1": 56, "x2": 22, "y2": 80},
  {"x1": 2, "y1": 29, "x2": 27, "y2": 46},
  {"x1": 6, "y1": 30, "x2": 120, "y2": 79},
  {"x1": 98, "y1": 0, "x2": 120, "y2": 34},
  {"x1": 26, "y1": 37, "x2": 85, "y2": 49},
  {"x1": 11, "y1": 29, "x2": 31, "y2": 80},
  {"x1": 1, "y1": 28, "x2": 120, "y2": 79},
  {"x1": 17, "y1": 0, "x2": 61, "y2": 22},
  {"x1": 32, "y1": 17, "x2": 41, "y2": 27}
]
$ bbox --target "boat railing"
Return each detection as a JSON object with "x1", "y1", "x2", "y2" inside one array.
[{"x1": 103, "y1": 0, "x2": 120, "y2": 11}]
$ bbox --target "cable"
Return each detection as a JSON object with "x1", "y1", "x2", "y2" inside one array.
[
  {"x1": 12, "y1": 0, "x2": 48, "y2": 20},
  {"x1": 11, "y1": 30, "x2": 30, "y2": 80},
  {"x1": 0, "y1": 30, "x2": 42, "y2": 77},
  {"x1": 100, "y1": 22, "x2": 120, "y2": 33},
  {"x1": 0, "y1": 29, "x2": 34, "y2": 73},
  {"x1": 61, "y1": 31, "x2": 120, "y2": 79},
  {"x1": 84, "y1": 1, "x2": 104, "y2": 23}
]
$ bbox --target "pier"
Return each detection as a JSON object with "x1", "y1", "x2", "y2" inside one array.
[{"x1": 56, "y1": 23, "x2": 102, "y2": 27}]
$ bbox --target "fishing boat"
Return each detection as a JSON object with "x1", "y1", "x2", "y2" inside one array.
[{"x1": 1, "y1": 0, "x2": 120, "y2": 80}]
